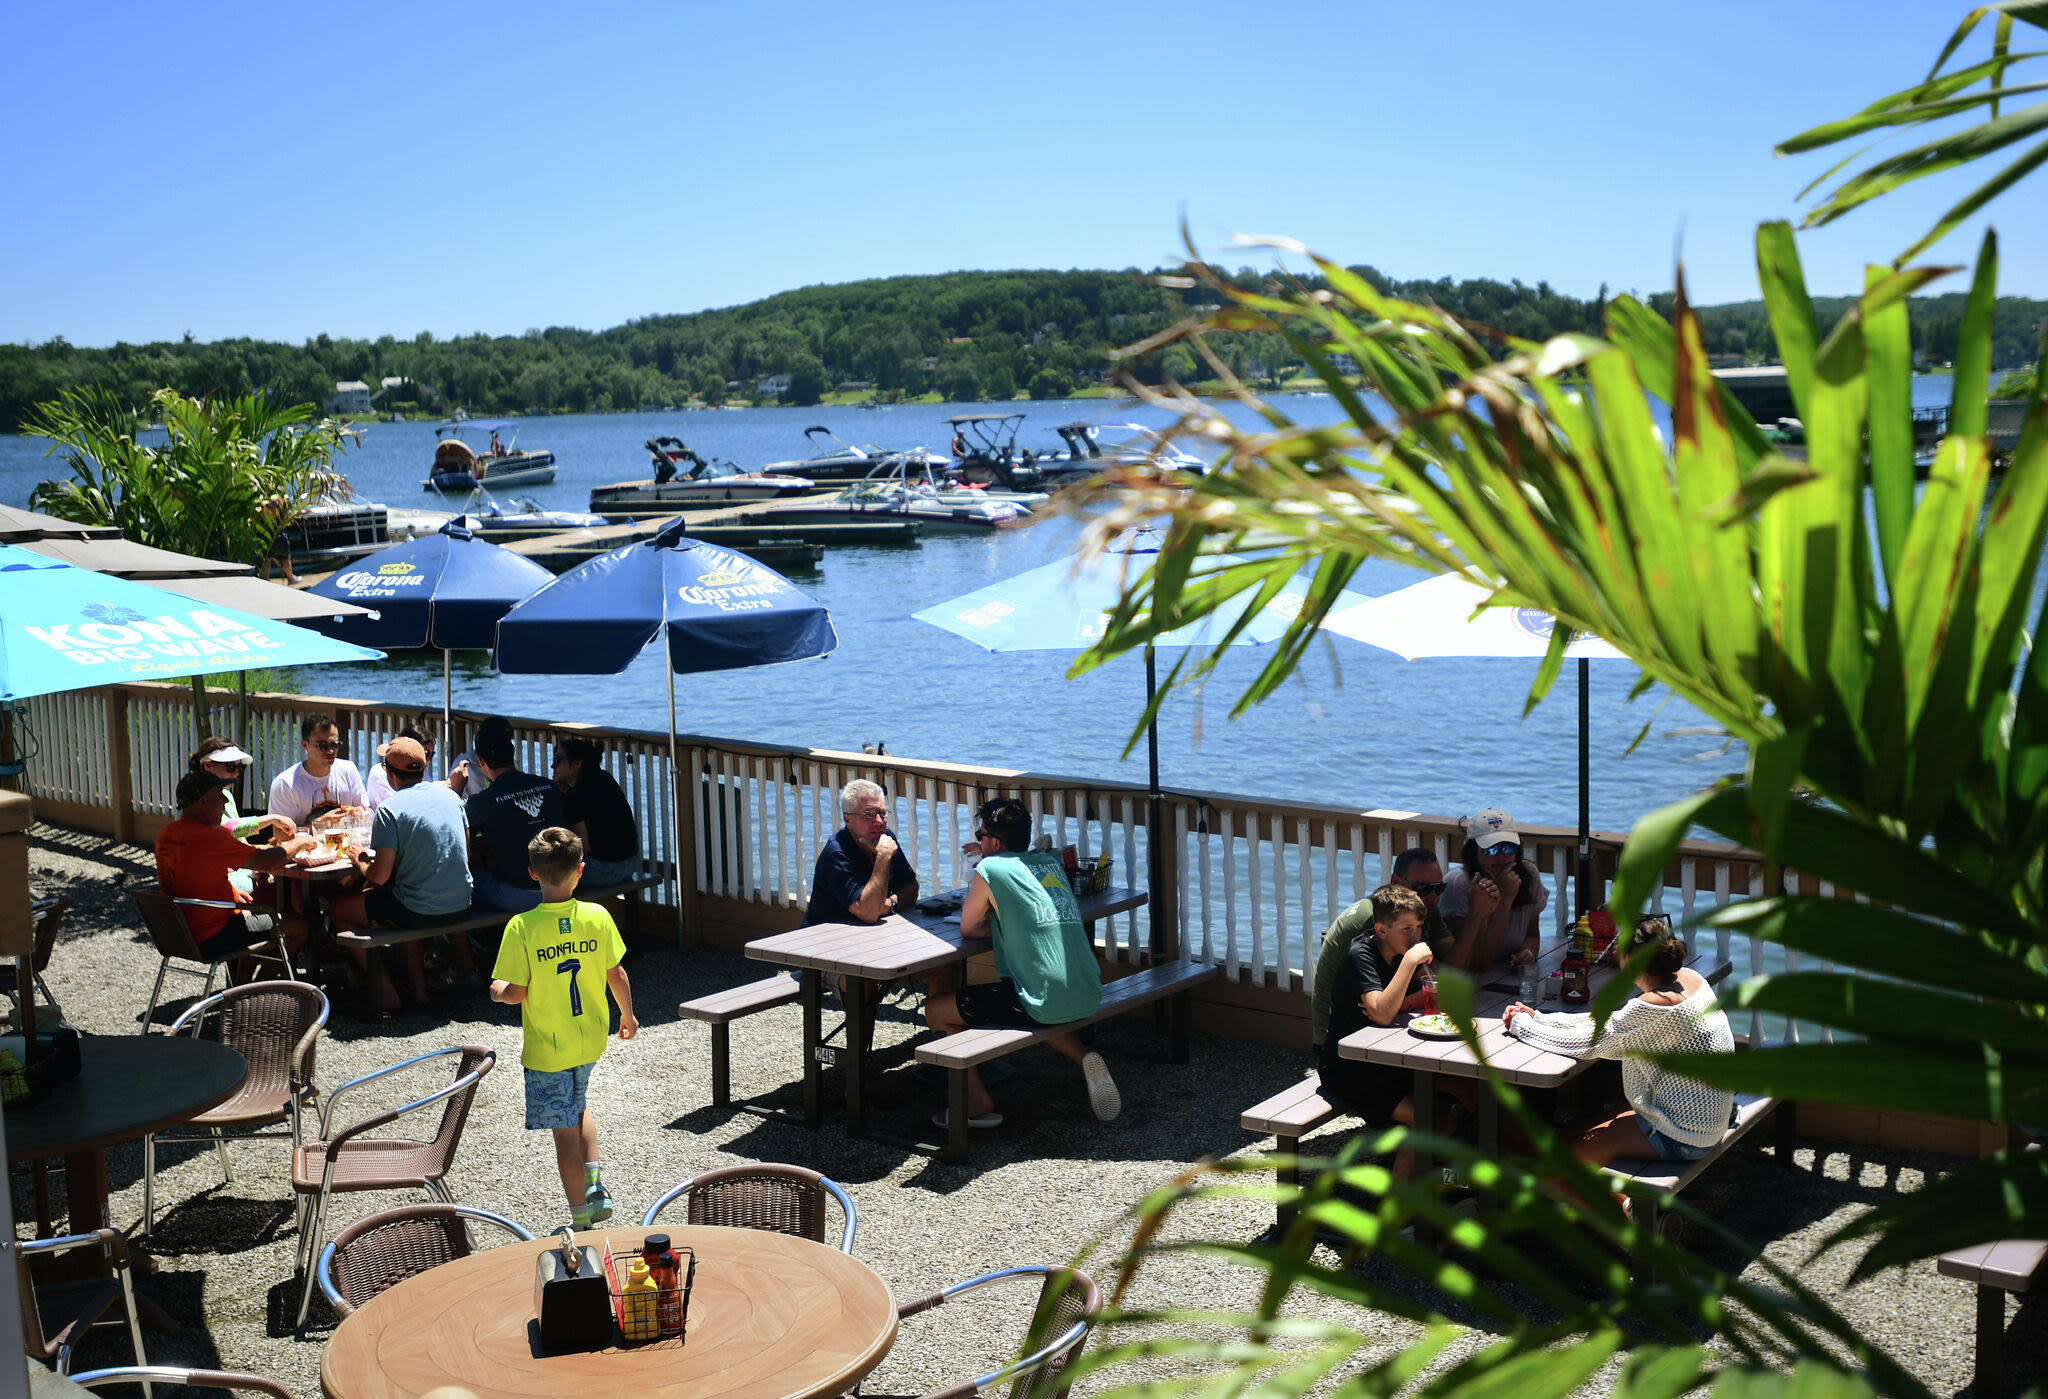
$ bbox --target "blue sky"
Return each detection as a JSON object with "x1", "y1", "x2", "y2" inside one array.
[{"x1": 4, "y1": 0, "x2": 2041, "y2": 346}]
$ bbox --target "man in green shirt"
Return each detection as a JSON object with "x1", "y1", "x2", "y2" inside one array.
[{"x1": 926, "y1": 797, "x2": 1118, "y2": 1130}]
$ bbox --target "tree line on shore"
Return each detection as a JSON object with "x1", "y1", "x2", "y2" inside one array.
[{"x1": 2, "y1": 265, "x2": 2040, "y2": 430}]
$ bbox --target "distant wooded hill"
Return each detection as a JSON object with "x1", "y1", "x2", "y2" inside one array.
[{"x1": 3, "y1": 267, "x2": 2040, "y2": 429}]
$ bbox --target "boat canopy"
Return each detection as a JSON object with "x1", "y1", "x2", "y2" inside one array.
[
  {"x1": 437, "y1": 419, "x2": 520, "y2": 435},
  {"x1": 943, "y1": 413, "x2": 1026, "y2": 427}
]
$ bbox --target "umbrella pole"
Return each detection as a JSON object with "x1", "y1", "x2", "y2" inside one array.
[
  {"x1": 1577, "y1": 655, "x2": 1592, "y2": 917},
  {"x1": 237, "y1": 672, "x2": 249, "y2": 747},
  {"x1": 442, "y1": 650, "x2": 453, "y2": 778},
  {"x1": 667, "y1": 656, "x2": 685, "y2": 943},
  {"x1": 1145, "y1": 644, "x2": 1169, "y2": 960}
]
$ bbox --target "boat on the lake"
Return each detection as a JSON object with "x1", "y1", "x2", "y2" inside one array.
[
  {"x1": 762, "y1": 476, "x2": 1023, "y2": 535},
  {"x1": 1036, "y1": 421, "x2": 1209, "y2": 488},
  {"x1": 424, "y1": 419, "x2": 557, "y2": 491},
  {"x1": 446, "y1": 491, "x2": 608, "y2": 543},
  {"x1": 587, "y1": 438, "x2": 818, "y2": 518},
  {"x1": 860, "y1": 454, "x2": 1047, "y2": 512},
  {"x1": 756, "y1": 425, "x2": 951, "y2": 482},
  {"x1": 944, "y1": 413, "x2": 1050, "y2": 494}
]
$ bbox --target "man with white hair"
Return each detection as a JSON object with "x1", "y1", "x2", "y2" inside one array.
[{"x1": 805, "y1": 777, "x2": 919, "y2": 925}]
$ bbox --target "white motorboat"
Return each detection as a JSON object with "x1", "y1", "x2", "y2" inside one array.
[
  {"x1": 424, "y1": 420, "x2": 557, "y2": 491},
  {"x1": 762, "y1": 478, "x2": 1023, "y2": 535},
  {"x1": 945, "y1": 412, "x2": 1051, "y2": 494},
  {"x1": 588, "y1": 437, "x2": 818, "y2": 518},
  {"x1": 1037, "y1": 421, "x2": 1209, "y2": 488},
  {"x1": 447, "y1": 493, "x2": 609, "y2": 544},
  {"x1": 757, "y1": 424, "x2": 952, "y2": 482},
  {"x1": 861, "y1": 454, "x2": 1047, "y2": 512}
]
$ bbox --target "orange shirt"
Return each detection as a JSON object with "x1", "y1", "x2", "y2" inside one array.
[{"x1": 155, "y1": 816, "x2": 256, "y2": 943}]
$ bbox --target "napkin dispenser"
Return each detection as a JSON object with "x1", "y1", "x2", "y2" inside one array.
[{"x1": 533, "y1": 1228, "x2": 612, "y2": 1351}]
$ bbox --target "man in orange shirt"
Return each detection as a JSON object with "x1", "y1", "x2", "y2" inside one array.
[{"x1": 156, "y1": 771, "x2": 318, "y2": 960}]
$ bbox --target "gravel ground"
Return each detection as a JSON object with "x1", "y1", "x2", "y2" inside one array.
[{"x1": 16, "y1": 822, "x2": 2039, "y2": 1398}]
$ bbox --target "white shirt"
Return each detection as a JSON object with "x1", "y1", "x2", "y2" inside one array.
[
  {"x1": 267, "y1": 759, "x2": 370, "y2": 824},
  {"x1": 451, "y1": 749, "x2": 492, "y2": 798}
]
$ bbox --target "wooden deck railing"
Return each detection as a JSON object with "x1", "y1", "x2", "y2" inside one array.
[{"x1": 19, "y1": 681, "x2": 1837, "y2": 1042}]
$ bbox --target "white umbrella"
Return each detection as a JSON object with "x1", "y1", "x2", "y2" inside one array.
[{"x1": 1323, "y1": 573, "x2": 1631, "y2": 912}]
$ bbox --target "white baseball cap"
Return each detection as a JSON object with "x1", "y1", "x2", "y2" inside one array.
[
  {"x1": 202, "y1": 743, "x2": 256, "y2": 766},
  {"x1": 1465, "y1": 809, "x2": 1520, "y2": 847}
]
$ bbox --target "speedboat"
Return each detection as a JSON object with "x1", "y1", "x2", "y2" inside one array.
[
  {"x1": 757, "y1": 424, "x2": 951, "y2": 482},
  {"x1": 447, "y1": 494, "x2": 608, "y2": 544},
  {"x1": 762, "y1": 478, "x2": 1022, "y2": 535},
  {"x1": 424, "y1": 420, "x2": 557, "y2": 491},
  {"x1": 588, "y1": 438, "x2": 818, "y2": 518},
  {"x1": 943, "y1": 413, "x2": 1052, "y2": 494},
  {"x1": 860, "y1": 454, "x2": 1047, "y2": 512},
  {"x1": 1037, "y1": 422, "x2": 1208, "y2": 488}
]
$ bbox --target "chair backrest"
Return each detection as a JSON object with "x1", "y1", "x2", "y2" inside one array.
[
  {"x1": 649, "y1": 1164, "x2": 854, "y2": 1250},
  {"x1": 71, "y1": 1365, "x2": 295, "y2": 1397},
  {"x1": 1006, "y1": 1268, "x2": 1100, "y2": 1399},
  {"x1": 129, "y1": 886, "x2": 205, "y2": 961},
  {"x1": 30, "y1": 894, "x2": 69, "y2": 974},
  {"x1": 320, "y1": 1203, "x2": 531, "y2": 1319},
  {"x1": 198, "y1": 982, "x2": 329, "y2": 1097},
  {"x1": 426, "y1": 1045, "x2": 494, "y2": 1169}
]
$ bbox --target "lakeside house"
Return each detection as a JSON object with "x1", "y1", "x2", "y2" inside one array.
[{"x1": 328, "y1": 380, "x2": 372, "y2": 415}]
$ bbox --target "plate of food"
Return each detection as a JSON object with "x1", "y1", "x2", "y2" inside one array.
[{"x1": 1407, "y1": 1013, "x2": 1463, "y2": 1039}]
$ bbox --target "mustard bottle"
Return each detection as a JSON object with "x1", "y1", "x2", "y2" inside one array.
[{"x1": 620, "y1": 1258, "x2": 661, "y2": 1342}]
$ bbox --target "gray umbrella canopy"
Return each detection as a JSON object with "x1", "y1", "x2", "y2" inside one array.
[
  {"x1": 136, "y1": 574, "x2": 372, "y2": 622},
  {"x1": 19, "y1": 537, "x2": 251, "y2": 578},
  {"x1": 0, "y1": 504, "x2": 121, "y2": 541}
]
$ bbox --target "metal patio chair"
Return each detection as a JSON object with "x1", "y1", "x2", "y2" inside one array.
[
  {"x1": 16, "y1": 1228, "x2": 148, "y2": 1378},
  {"x1": 290, "y1": 1043, "x2": 495, "y2": 1329},
  {"x1": 70, "y1": 1366, "x2": 292, "y2": 1398},
  {"x1": 129, "y1": 885, "x2": 296, "y2": 1032},
  {"x1": 892, "y1": 1265, "x2": 1101, "y2": 1399},
  {"x1": 641, "y1": 1162, "x2": 856, "y2": 1253},
  {"x1": 142, "y1": 981, "x2": 328, "y2": 1237},
  {"x1": 316, "y1": 1202, "x2": 534, "y2": 1321}
]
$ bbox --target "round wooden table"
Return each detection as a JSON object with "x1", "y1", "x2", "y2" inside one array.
[
  {"x1": 321, "y1": 1226, "x2": 899, "y2": 1399},
  {"x1": 5, "y1": 1034, "x2": 247, "y2": 1328}
]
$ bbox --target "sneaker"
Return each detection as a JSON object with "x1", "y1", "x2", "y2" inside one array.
[
  {"x1": 585, "y1": 1180, "x2": 614, "y2": 1224},
  {"x1": 1081, "y1": 1051, "x2": 1121, "y2": 1122}
]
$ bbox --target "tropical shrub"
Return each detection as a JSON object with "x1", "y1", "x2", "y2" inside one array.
[{"x1": 1058, "y1": 7, "x2": 2048, "y2": 1399}]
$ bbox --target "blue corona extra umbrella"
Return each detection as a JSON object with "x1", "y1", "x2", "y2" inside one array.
[
  {"x1": 306, "y1": 520, "x2": 554, "y2": 752},
  {"x1": 0, "y1": 544, "x2": 382, "y2": 702},
  {"x1": 494, "y1": 518, "x2": 838, "y2": 911},
  {"x1": 913, "y1": 536, "x2": 1368, "y2": 956}
]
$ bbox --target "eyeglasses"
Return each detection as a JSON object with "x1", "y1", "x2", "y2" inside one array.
[
  {"x1": 844, "y1": 808, "x2": 888, "y2": 823},
  {"x1": 310, "y1": 740, "x2": 340, "y2": 753},
  {"x1": 1411, "y1": 881, "x2": 1447, "y2": 895},
  {"x1": 1480, "y1": 842, "x2": 1517, "y2": 857},
  {"x1": 974, "y1": 829, "x2": 992, "y2": 841}
]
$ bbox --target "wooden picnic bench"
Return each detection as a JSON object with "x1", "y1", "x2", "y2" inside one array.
[
  {"x1": 676, "y1": 975, "x2": 804, "y2": 1110},
  {"x1": 1938, "y1": 1237, "x2": 2047, "y2": 1399},
  {"x1": 333, "y1": 870, "x2": 663, "y2": 1017},
  {"x1": 1240, "y1": 1079, "x2": 1344, "y2": 1232},
  {"x1": 1602, "y1": 1093, "x2": 1788, "y2": 1243},
  {"x1": 915, "y1": 958, "x2": 1217, "y2": 1163}
]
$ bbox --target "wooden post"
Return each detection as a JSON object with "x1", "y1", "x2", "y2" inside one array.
[
  {"x1": 1151, "y1": 798, "x2": 1181, "y2": 962},
  {"x1": 106, "y1": 689, "x2": 136, "y2": 846}
]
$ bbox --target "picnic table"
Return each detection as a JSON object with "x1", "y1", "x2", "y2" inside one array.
[
  {"x1": 1336, "y1": 942, "x2": 1733, "y2": 1179},
  {"x1": 744, "y1": 886, "x2": 1145, "y2": 1138}
]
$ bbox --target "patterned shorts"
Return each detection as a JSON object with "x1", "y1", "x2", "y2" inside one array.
[{"x1": 524, "y1": 1063, "x2": 594, "y2": 1131}]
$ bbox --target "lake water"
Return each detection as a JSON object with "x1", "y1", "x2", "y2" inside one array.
[{"x1": 0, "y1": 375, "x2": 1978, "y2": 839}]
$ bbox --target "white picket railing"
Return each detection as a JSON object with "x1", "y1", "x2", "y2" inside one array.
[{"x1": 20, "y1": 682, "x2": 1830, "y2": 1039}]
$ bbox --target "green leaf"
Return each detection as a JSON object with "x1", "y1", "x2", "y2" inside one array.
[
  {"x1": 1819, "y1": 1149, "x2": 2048, "y2": 1280},
  {"x1": 1697, "y1": 898, "x2": 2048, "y2": 1000},
  {"x1": 1733, "y1": 971, "x2": 2048, "y2": 1056},
  {"x1": 1655, "y1": 1043, "x2": 2047, "y2": 1122}
]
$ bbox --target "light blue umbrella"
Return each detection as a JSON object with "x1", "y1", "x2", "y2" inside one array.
[
  {"x1": 0, "y1": 545, "x2": 382, "y2": 701},
  {"x1": 914, "y1": 537, "x2": 1368, "y2": 956}
]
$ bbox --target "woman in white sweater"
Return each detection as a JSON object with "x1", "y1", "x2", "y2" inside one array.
[{"x1": 1504, "y1": 915, "x2": 1735, "y2": 1165}]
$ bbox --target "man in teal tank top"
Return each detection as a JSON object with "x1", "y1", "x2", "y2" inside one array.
[{"x1": 926, "y1": 798, "x2": 1120, "y2": 1130}]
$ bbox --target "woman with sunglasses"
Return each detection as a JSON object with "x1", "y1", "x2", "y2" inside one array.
[
  {"x1": 1437, "y1": 808, "x2": 1548, "y2": 973},
  {"x1": 188, "y1": 737, "x2": 297, "y2": 844}
]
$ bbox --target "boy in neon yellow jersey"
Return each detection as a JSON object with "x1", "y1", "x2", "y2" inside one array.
[{"x1": 489, "y1": 826, "x2": 639, "y2": 1229}]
